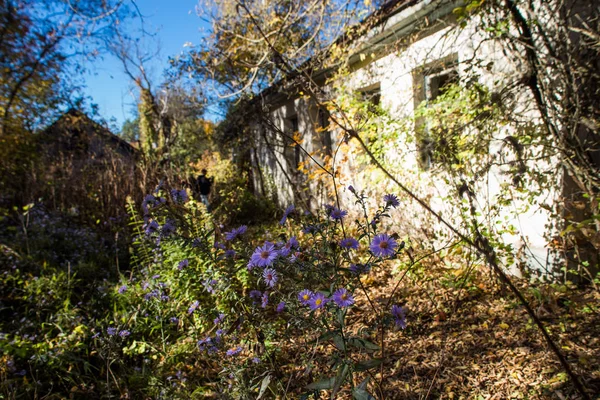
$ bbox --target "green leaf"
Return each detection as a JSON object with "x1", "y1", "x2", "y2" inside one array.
[
  {"x1": 332, "y1": 364, "x2": 350, "y2": 398},
  {"x1": 257, "y1": 374, "x2": 271, "y2": 399},
  {"x1": 306, "y1": 377, "x2": 335, "y2": 390},
  {"x1": 333, "y1": 334, "x2": 346, "y2": 351},
  {"x1": 353, "y1": 388, "x2": 376, "y2": 400},
  {"x1": 354, "y1": 358, "x2": 383, "y2": 371},
  {"x1": 347, "y1": 337, "x2": 380, "y2": 351}
]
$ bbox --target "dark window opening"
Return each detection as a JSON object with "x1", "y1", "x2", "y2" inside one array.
[
  {"x1": 285, "y1": 116, "x2": 301, "y2": 173},
  {"x1": 318, "y1": 108, "x2": 332, "y2": 156}
]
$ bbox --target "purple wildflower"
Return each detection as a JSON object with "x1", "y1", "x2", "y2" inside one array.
[
  {"x1": 249, "y1": 290, "x2": 262, "y2": 305},
  {"x1": 370, "y1": 234, "x2": 398, "y2": 258},
  {"x1": 142, "y1": 194, "x2": 158, "y2": 214},
  {"x1": 214, "y1": 313, "x2": 225, "y2": 325},
  {"x1": 214, "y1": 241, "x2": 226, "y2": 250},
  {"x1": 279, "y1": 236, "x2": 300, "y2": 256},
  {"x1": 261, "y1": 292, "x2": 269, "y2": 308},
  {"x1": 145, "y1": 220, "x2": 159, "y2": 236},
  {"x1": 332, "y1": 288, "x2": 354, "y2": 308},
  {"x1": 152, "y1": 274, "x2": 160, "y2": 280},
  {"x1": 118, "y1": 285, "x2": 128, "y2": 294},
  {"x1": 107, "y1": 327, "x2": 117, "y2": 336},
  {"x1": 280, "y1": 205, "x2": 295, "y2": 225},
  {"x1": 383, "y1": 194, "x2": 400, "y2": 208},
  {"x1": 308, "y1": 292, "x2": 328, "y2": 310},
  {"x1": 177, "y1": 259, "x2": 189, "y2": 270},
  {"x1": 249, "y1": 290, "x2": 262, "y2": 299},
  {"x1": 170, "y1": 189, "x2": 189, "y2": 204},
  {"x1": 262, "y1": 268, "x2": 278, "y2": 287},
  {"x1": 298, "y1": 289, "x2": 313, "y2": 305},
  {"x1": 170, "y1": 317, "x2": 179, "y2": 324},
  {"x1": 329, "y1": 207, "x2": 348, "y2": 220},
  {"x1": 349, "y1": 263, "x2": 371, "y2": 275},
  {"x1": 276, "y1": 301, "x2": 286, "y2": 313},
  {"x1": 224, "y1": 225, "x2": 248, "y2": 241},
  {"x1": 302, "y1": 224, "x2": 321, "y2": 234},
  {"x1": 224, "y1": 249, "x2": 236, "y2": 258},
  {"x1": 204, "y1": 279, "x2": 218, "y2": 294},
  {"x1": 391, "y1": 305, "x2": 407, "y2": 329},
  {"x1": 119, "y1": 330, "x2": 131, "y2": 338},
  {"x1": 348, "y1": 185, "x2": 355, "y2": 193},
  {"x1": 252, "y1": 357, "x2": 261, "y2": 364},
  {"x1": 226, "y1": 347, "x2": 242, "y2": 357},
  {"x1": 290, "y1": 251, "x2": 301, "y2": 262},
  {"x1": 250, "y1": 242, "x2": 278, "y2": 268},
  {"x1": 161, "y1": 219, "x2": 176, "y2": 236},
  {"x1": 188, "y1": 300, "x2": 200, "y2": 314},
  {"x1": 339, "y1": 237, "x2": 359, "y2": 250}
]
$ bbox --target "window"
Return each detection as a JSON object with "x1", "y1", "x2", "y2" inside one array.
[
  {"x1": 318, "y1": 108, "x2": 332, "y2": 156},
  {"x1": 285, "y1": 116, "x2": 301, "y2": 173},
  {"x1": 358, "y1": 83, "x2": 381, "y2": 116},
  {"x1": 413, "y1": 55, "x2": 459, "y2": 169}
]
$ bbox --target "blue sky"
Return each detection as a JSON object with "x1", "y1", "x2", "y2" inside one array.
[{"x1": 81, "y1": 0, "x2": 207, "y2": 130}]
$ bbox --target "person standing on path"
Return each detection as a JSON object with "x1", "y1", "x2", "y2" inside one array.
[{"x1": 196, "y1": 169, "x2": 214, "y2": 211}]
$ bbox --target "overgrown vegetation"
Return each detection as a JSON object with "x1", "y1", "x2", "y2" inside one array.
[{"x1": 0, "y1": 0, "x2": 599, "y2": 398}]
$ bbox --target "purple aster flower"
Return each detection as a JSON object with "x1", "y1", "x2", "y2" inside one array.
[
  {"x1": 262, "y1": 268, "x2": 278, "y2": 287},
  {"x1": 290, "y1": 251, "x2": 301, "y2": 262},
  {"x1": 369, "y1": 234, "x2": 398, "y2": 258},
  {"x1": 249, "y1": 290, "x2": 262, "y2": 299},
  {"x1": 144, "y1": 220, "x2": 159, "y2": 236},
  {"x1": 170, "y1": 317, "x2": 179, "y2": 324},
  {"x1": 107, "y1": 327, "x2": 117, "y2": 336},
  {"x1": 249, "y1": 290, "x2": 262, "y2": 305},
  {"x1": 298, "y1": 289, "x2": 313, "y2": 305},
  {"x1": 383, "y1": 194, "x2": 400, "y2": 208},
  {"x1": 332, "y1": 288, "x2": 354, "y2": 308},
  {"x1": 391, "y1": 305, "x2": 407, "y2": 329},
  {"x1": 188, "y1": 300, "x2": 200, "y2": 314},
  {"x1": 214, "y1": 241, "x2": 226, "y2": 250},
  {"x1": 161, "y1": 219, "x2": 176, "y2": 236},
  {"x1": 349, "y1": 263, "x2": 371, "y2": 275},
  {"x1": 279, "y1": 205, "x2": 295, "y2": 225},
  {"x1": 152, "y1": 274, "x2": 160, "y2": 280},
  {"x1": 261, "y1": 292, "x2": 269, "y2": 308},
  {"x1": 276, "y1": 301, "x2": 286, "y2": 313},
  {"x1": 214, "y1": 313, "x2": 225, "y2": 325},
  {"x1": 226, "y1": 347, "x2": 242, "y2": 356},
  {"x1": 224, "y1": 249, "x2": 236, "y2": 258},
  {"x1": 339, "y1": 237, "x2": 359, "y2": 249},
  {"x1": 252, "y1": 357, "x2": 261, "y2": 364},
  {"x1": 308, "y1": 292, "x2": 329, "y2": 310},
  {"x1": 250, "y1": 242, "x2": 278, "y2": 268},
  {"x1": 118, "y1": 285, "x2": 128, "y2": 294},
  {"x1": 329, "y1": 207, "x2": 348, "y2": 220},
  {"x1": 119, "y1": 330, "x2": 131, "y2": 338},
  {"x1": 302, "y1": 224, "x2": 321, "y2": 234},
  {"x1": 170, "y1": 189, "x2": 189, "y2": 204},
  {"x1": 279, "y1": 236, "x2": 299, "y2": 256},
  {"x1": 204, "y1": 279, "x2": 218, "y2": 294},
  {"x1": 215, "y1": 328, "x2": 224, "y2": 337},
  {"x1": 177, "y1": 259, "x2": 188, "y2": 270},
  {"x1": 142, "y1": 194, "x2": 158, "y2": 214},
  {"x1": 224, "y1": 225, "x2": 248, "y2": 241}
]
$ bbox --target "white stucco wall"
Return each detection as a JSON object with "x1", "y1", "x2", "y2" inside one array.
[{"x1": 250, "y1": 0, "x2": 559, "y2": 273}]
